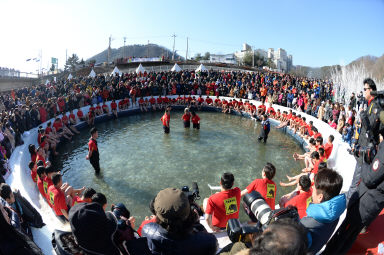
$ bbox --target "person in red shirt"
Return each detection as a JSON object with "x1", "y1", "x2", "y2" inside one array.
[
  {"x1": 276, "y1": 109, "x2": 293, "y2": 129},
  {"x1": 205, "y1": 96, "x2": 213, "y2": 106},
  {"x1": 149, "y1": 96, "x2": 156, "y2": 110},
  {"x1": 86, "y1": 128, "x2": 100, "y2": 174},
  {"x1": 102, "y1": 101, "x2": 109, "y2": 114},
  {"x1": 267, "y1": 103, "x2": 276, "y2": 117},
  {"x1": 77, "y1": 108, "x2": 86, "y2": 122},
  {"x1": 204, "y1": 172, "x2": 241, "y2": 231},
  {"x1": 281, "y1": 175, "x2": 313, "y2": 219},
  {"x1": 110, "y1": 99, "x2": 118, "y2": 118},
  {"x1": 95, "y1": 103, "x2": 103, "y2": 116},
  {"x1": 156, "y1": 96, "x2": 163, "y2": 110},
  {"x1": 48, "y1": 173, "x2": 69, "y2": 221},
  {"x1": 242, "y1": 163, "x2": 277, "y2": 210},
  {"x1": 69, "y1": 110, "x2": 77, "y2": 125},
  {"x1": 191, "y1": 111, "x2": 200, "y2": 129},
  {"x1": 181, "y1": 108, "x2": 191, "y2": 128},
  {"x1": 160, "y1": 107, "x2": 171, "y2": 134},
  {"x1": 88, "y1": 109, "x2": 95, "y2": 126},
  {"x1": 29, "y1": 161, "x2": 38, "y2": 183},
  {"x1": 214, "y1": 96, "x2": 221, "y2": 108},
  {"x1": 324, "y1": 135, "x2": 334, "y2": 159},
  {"x1": 138, "y1": 97, "x2": 147, "y2": 112},
  {"x1": 36, "y1": 166, "x2": 48, "y2": 201},
  {"x1": 72, "y1": 187, "x2": 96, "y2": 206},
  {"x1": 118, "y1": 100, "x2": 125, "y2": 111},
  {"x1": 257, "y1": 101, "x2": 267, "y2": 116}
]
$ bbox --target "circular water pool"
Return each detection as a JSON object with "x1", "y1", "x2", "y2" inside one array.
[{"x1": 54, "y1": 111, "x2": 304, "y2": 222}]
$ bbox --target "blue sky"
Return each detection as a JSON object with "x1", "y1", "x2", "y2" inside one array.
[{"x1": 1, "y1": 0, "x2": 383, "y2": 72}]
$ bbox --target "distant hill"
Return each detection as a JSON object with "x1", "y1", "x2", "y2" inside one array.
[
  {"x1": 87, "y1": 44, "x2": 183, "y2": 64},
  {"x1": 291, "y1": 54, "x2": 384, "y2": 81}
]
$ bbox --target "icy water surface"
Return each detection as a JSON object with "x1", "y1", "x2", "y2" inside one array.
[{"x1": 54, "y1": 111, "x2": 304, "y2": 222}]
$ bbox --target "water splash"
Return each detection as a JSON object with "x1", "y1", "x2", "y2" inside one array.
[{"x1": 332, "y1": 64, "x2": 384, "y2": 104}]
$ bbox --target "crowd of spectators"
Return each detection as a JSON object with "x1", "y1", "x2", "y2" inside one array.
[{"x1": 0, "y1": 68, "x2": 369, "y2": 254}]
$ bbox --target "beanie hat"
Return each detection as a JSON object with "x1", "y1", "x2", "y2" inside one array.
[{"x1": 154, "y1": 188, "x2": 190, "y2": 223}]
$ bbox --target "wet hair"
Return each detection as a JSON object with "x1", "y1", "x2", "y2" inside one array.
[
  {"x1": 251, "y1": 218, "x2": 308, "y2": 255},
  {"x1": 51, "y1": 173, "x2": 62, "y2": 186},
  {"x1": 92, "y1": 192, "x2": 107, "y2": 206},
  {"x1": 221, "y1": 172, "x2": 235, "y2": 190},
  {"x1": 28, "y1": 161, "x2": 35, "y2": 170},
  {"x1": 314, "y1": 168, "x2": 343, "y2": 202},
  {"x1": 312, "y1": 127, "x2": 318, "y2": 133},
  {"x1": 299, "y1": 175, "x2": 311, "y2": 192},
  {"x1": 318, "y1": 147, "x2": 325, "y2": 157},
  {"x1": 90, "y1": 127, "x2": 97, "y2": 135},
  {"x1": 83, "y1": 188, "x2": 96, "y2": 199},
  {"x1": 310, "y1": 151, "x2": 320, "y2": 160},
  {"x1": 28, "y1": 144, "x2": 36, "y2": 155},
  {"x1": 263, "y1": 163, "x2": 276, "y2": 180},
  {"x1": 309, "y1": 138, "x2": 316, "y2": 146},
  {"x1": 328, "y1": 135, "x2": 334, "y2": 142},
  {"x1": 36, "y1": 166, "x2": 46, "y2": 178},
  {"x1": 363, "y1": 78, "x2": 377, "y2": 91},
  {"x1": 316, "y1": 136, "x2": 323, "y2": 144},
  {"x1": 319, "y1": 162, "x2": 327, "y2": 170},
  {"x1": 36, "y1": 160, "x2": 44, "y2": 167},
  {"x1": 0, "y1": 183, "x2": 12, "y2": 200}
]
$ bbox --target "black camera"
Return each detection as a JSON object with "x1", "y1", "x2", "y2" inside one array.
[
  {"x1": 348, "y1": 143, "x2": 377, "y2": 164},
  {"x1": 226, "y1": 191, "x2": 299, "y2": 243},
  {"x1": 182, "y1": 182, "x2": 203, "y2": 217},
  {"x1": 370, "y1": 90, "x2": 384, "y2": 109}
]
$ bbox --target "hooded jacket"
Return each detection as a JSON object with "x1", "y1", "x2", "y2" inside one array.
[{"x1": 300, "y1": 194, "x2": 346, "y2": 254}]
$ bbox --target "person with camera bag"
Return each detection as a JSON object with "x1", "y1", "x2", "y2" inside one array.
[
  {"x1": 323, "y1": 128, "x2": 384, "y2": 254},
  {"x1": 346, "y1": 78, "x2": 382, "y2": 205}
]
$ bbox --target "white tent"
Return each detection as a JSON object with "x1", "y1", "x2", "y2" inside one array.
[
  {"x1": 111, "y1": 66, "x2": 121, "y2": 76},
  {"x1": 195, "y1": 64, "x2": 208, "y2": 72},
  {"x1": 171, "y1": 63, "x2": 182, "y2": 72},
  {"x1": 89, "y1": 69, "x2": 96, "y2": 78},
  {"x1": 136, "y1": 63, "x2": 146, "y2": 74},
  {"x1": 67, "y1": 74, "x2": 73, "y2": 80}
]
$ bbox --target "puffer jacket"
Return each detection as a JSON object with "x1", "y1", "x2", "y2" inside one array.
[
  {"x1": 300, "y1": 194, "x2": 346, "y2": 254},
  {"x1": 142, "y1": 222, "x2": 217, "y2": 255}
]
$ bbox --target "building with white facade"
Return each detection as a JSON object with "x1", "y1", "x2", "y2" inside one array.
[
  {"x1": 209, "y1": 54, "x2": 237, "y2": 65},
  {"x1": 267, "y1": 48, "x2": 293, "y2": 72}
]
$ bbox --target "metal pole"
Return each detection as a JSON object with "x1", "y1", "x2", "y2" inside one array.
[
  {"x1": 252, "y1": 46, "x2": 254, "y2": 67},
  {"x1": 123, "y1": 37, "x2": 126, "y2": 58},
  {"x1": 172, "y1": 33, "x2": 176, "y2": 60},
  {"x1": 186, "y1": 37, "x2": 188, "y2": 62},
  {"x1": 147, "y1": 40, "x2": 149, "y2": 57}
]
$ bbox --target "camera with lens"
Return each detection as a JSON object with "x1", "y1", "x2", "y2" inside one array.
[
  {"x1": 226, "y1": 191, "x2": 299, "y2": 243},
  {"x1": 182, "y1": 182, "x2": 203, "y2": 216},
  {"x1": 347, "y1": 143, "x2": 377, "y2": 164}
]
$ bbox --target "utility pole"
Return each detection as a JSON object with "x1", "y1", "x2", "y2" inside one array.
[
  {"x1": 186, "y1": 37, "x2": 188, "y2": 62},
  {"x1": 147, "y1": 40, "x2": 149, "y2": 58},
  {"x1": 252, "y1": 46, "x2": 255, "y2": 68},
  {"x1": 172, "y1": 33, "x2": 176, "y2": 60},
  {"x1": 107, "y1": 35, "x2": 112, "y2": 63},
  {"x1": 65, "y1": 49, "x2": 67, "y2": 65},
  {"x1": 123, "y1": 37, "x2": 126, "y2": 58}
]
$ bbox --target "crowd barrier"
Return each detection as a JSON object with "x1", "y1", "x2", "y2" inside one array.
[{"x1": 6, "y1": 95, "x2": 356, "y2": 254}]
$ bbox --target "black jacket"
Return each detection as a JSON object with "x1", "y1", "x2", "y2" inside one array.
[{"x1": 142, "y1": 222, "x2": 217, "y2": 255}]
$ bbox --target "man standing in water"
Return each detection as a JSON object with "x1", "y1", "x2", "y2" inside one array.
[
  {"x1": 161, "y1": 107, "x2": 171, "y2": 134},
  {"x1": 86, "y1": 127, "x2": 100, "y2": 174}
]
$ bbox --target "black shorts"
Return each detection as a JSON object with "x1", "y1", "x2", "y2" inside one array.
[
  {"x1": 184, "y1": 121, "x2": 190, "y2": 128},
  {"x1": 193, "y1": 123, "x2": 200, "y2": 129},
  {"x1": 163, "y1": 126, "x2": 170, "y2": 133}
]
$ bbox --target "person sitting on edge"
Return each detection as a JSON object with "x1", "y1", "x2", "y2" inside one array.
[
  {"x1": 241, "y1": 163, "x2": 277, "y2": 210},
  {"x1": 91, "y1": 192, "x2": 108, "y2": 210},
  {"x1": 324, "y1": 135, "x2": 334, "y2": 159},
  {"x1": 72, "y1": 187, "x2": 96, "y2": 205},
  {"x1": 47, "y1": 173, "x2": 70, "y2": 221},
  {"x1": 204, "y1": 172, "x2": 241, "y2": 232},
  {"x1": 77, "y1": 108, "x2": 86, "y2": 122},
  {"x1": 300, "y1": 168, "x2": 346, "y2": 254},
  {"x1": 279, "y1": 175, "x2": 313, "y2": 219},
  {"x1": 142, "y1": 188, "x2": 217, "y2": 255}
]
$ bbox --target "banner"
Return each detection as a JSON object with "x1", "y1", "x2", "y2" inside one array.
[{"x1": 51, "y1": 57, "x2": 58, "y2": 64}]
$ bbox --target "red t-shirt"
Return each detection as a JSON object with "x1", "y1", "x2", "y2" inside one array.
[
  {"x1": 198, "y1": 97, "x2": 204, "y2": 103},
  {"x1": 192, "y1": 115, "x2": 200, "y2": 124},
  {"x1": 31, "y1": 169, "x2": 38, "y2": 183},
  {"x1": 88, "y1": 139, "x2": 98, "y2": 152},
  {"x1": 72, "y1": 196, "x2": 85, "y2": 206},
  {"x1": 206, "y1": 98, "x2": 213, "y2": 104},
  {"x1": 161, "y1": 113, "x2": 170, "y2": 127},
  {"x1": 37, "y1": 177, "x2": 45, "y2": 198},
  {"x1": 47, "y1": 185, "x2": 67, "y2": 216},
  {"x1": 182, "y1": 113, "x2": 191, "y2": 121},
  {"x1": 314, "y1": 133, "x2": 322, "y2": 139},
  {"x1": 77, "y1": 110, "x2": 84, "y2": 118},
  {"x1": 285, "y1": 189, "x2": 313, "y2": 218},
  {"x1": 62, "y1": 115, "x2": 68, "y2": 125},
  {"x1": 111, "y1": 102, "x2": 117, "y2": 110},
  {"x1": 246, "y1": 178, "x2": 276, "y2": 210},
  {"x1": 45, "y1": 127, "x2": 52, "y2": 134},
  {"x1": 43, "y1": 176, "x2": 53, "y2": 199},
  {"x1": 205, "y1": 187, "x2": 241, "y2": 228},
  {"x1": 69, "y1": 113, "x2": 76, "y2": 122},
  {"x1": 157, "y1": 97, "x2": 163, "y2": 104},
  {"x1": 324, "y1": 143, "x2": 333, "y2": 159},
  {"x1": 52, "y1": 121, "x2": 63, "y2": 131},
  {"x1": 138, "y1": 98, "x2": 144, "y2": 105},
  {"x1": 149, "y1": 98, "x2": 156, "y2": 104},
  {"x1": 267, "y1": 107, "x2": 275, "y2": 115}
]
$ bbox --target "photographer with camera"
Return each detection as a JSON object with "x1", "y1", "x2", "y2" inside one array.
[
  {"x1": 323, "y1": 126, "x2": 384, "y2": 254},
  {"x1": 346, "y1": 78, "x2": 382, "y2": 204}
]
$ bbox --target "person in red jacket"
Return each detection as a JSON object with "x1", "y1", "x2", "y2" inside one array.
[
  {"x1": 160, "y1": 107, "x2": 171, "y2": 134},
  {"x1": 181, "y1": 108, "x2": 191, "y2": 128},
  {"x1": 242, "y1": 163, "x2": 277, "y2": 210},
  {"x1": 191, "y1": 111, "x2": 200, "y2": 130},
  {"x1": 110, "y1": 99, "x2": 118, "y2": 118},
  {"x1": 280, "y1": 175, "x2": 313, "y2": 219}
]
